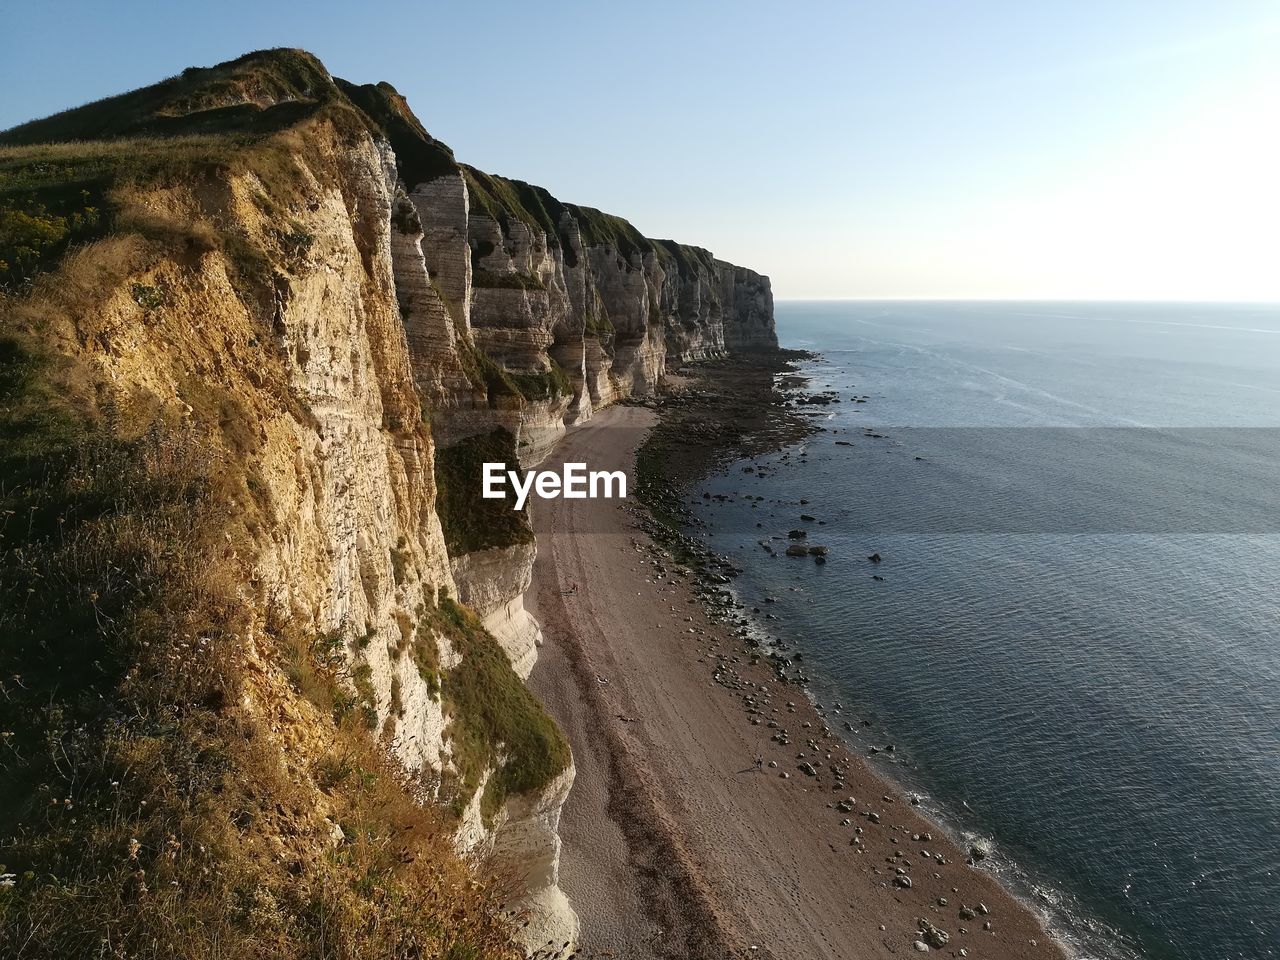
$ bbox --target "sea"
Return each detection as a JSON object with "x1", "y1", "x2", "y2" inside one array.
[{"x1": 692, "y1": 301, "x2": 1280, "y2": 960}]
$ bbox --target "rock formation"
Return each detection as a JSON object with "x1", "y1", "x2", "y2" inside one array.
[{"x1": 0, "y1": 47, "x2": 776, "y2": 953}]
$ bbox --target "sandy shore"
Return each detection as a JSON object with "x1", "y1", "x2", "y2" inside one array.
[{"x1": 527, "y1": 404, "x2": 1066, "y2": 960}]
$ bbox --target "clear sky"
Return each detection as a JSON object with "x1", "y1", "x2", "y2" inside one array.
[{"x1": 3, "y1": 1, "x2": 1278, "y2": 300}]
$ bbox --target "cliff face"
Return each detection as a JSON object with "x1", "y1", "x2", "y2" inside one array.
[
  {"x1": 391, "y1": 162, "x2": 778, "y2": 465},
  {"x1": 0, "y1": 48, "x2": 774, "y2": 955}
]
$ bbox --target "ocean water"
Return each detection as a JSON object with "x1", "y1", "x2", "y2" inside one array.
[{"x1": 694, "y1": 302, "x2": 1280, "y2": 960}]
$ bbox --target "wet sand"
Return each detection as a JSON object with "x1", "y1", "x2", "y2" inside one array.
[{"x1": 528, "y1": 403, "x2": 1065, "y2": 960}]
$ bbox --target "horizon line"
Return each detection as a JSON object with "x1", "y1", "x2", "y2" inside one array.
[{"x1": 772, "y1": 296, "x2": 1280, "y2": 304}]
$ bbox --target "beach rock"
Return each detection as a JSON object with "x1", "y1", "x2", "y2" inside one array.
[
  {"x1": 977, "y1": 902, "x2": 989, "y2": 915},
  {"x1": 894, "y1": 875, "x2": 913, "y2": 889},
  {"x1": 868, "y1": 552, "x2": 882, "y2": 563},
  {"x1": 798, "y1": 761, "x2": 818, "y2": 777},
  {"x1": 920, "y1": 921, "x2": 949, "y2": 948},
  {"x1": 913, "y1": 940, "x2": 930, "y2": 952},
  {"x1": 787, "y1": 529, "x2": 808, "y2": 539},
  {"x1": 785, "y1": 544, "x2": 809, "y2": 557}
]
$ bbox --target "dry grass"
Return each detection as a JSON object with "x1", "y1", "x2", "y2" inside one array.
[{"x1": 0, "y1": 334, "x2": 523, "y2": 957}]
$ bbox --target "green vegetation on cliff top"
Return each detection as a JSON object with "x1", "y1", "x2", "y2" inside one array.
[
  {"x1": 0, "y1": 49, "x2": 339, "y2": 146},
  {"x1": 1, "y1": 47, "x2": 727, "y2": 294}
]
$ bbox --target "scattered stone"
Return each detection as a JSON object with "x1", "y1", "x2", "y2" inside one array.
[{"x1": 919, "y1": 920, "x2": 950, "y2": 948}]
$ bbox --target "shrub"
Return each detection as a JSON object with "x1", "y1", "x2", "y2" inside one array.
[
  {"x1": 130, "y1": 282, "x2": 165, "y2": 309},
  {"x1": 471, "y1": 269, "x2": 545, "y2": 292},
  {"x1": 391, "y1": 197, "x2": 421, "y2": 234},
  {"x1": 0, "y1": 193, "x2": 104, "y2": 290},
  {"x1": 427, "y1": 598, "x2": 570, "y2": 821}
]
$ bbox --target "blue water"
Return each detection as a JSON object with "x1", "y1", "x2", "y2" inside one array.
[{"x1": 695, "y1": 302, "x2": 1280, "y2": 960}]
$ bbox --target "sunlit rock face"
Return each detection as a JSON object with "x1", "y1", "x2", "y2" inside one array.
[
  {"x1": 0, "y1": 47, "x2": 775, "y2": 959},
  {"x1": 356, "y1": 78, "x2": 777, "y2": 952}
]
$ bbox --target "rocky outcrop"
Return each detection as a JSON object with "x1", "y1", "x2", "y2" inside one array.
[
  {"x1": 451, "y1": 543, "x2": 543, "y2": 679},
  {"x1": 489, "y1": 765, "x2": 580, "y2": 950}
]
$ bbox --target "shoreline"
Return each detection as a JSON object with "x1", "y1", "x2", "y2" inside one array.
[
  {"x1": 704, "y1": 351, "x2": 1140, "y2": 960},
  {"x1": 525, "y1": 357, "x2": 1069, "y2": 959}
]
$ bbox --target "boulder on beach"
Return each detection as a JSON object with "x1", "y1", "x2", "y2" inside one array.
[
  {"x1": 920, "y1": 921, "x2": 950, "y2": 948},
  {"x1": 785, "y1": 544, "x2": 809, "y2": 557}
]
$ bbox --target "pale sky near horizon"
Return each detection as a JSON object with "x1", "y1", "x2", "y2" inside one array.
[{"x1": 3, "y1": 1, "x2": 1278, "y2": 300}]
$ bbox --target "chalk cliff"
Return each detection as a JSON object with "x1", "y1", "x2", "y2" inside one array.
[{"x1": 0, "y1": 48, "x2": 775, "y2": 955}]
